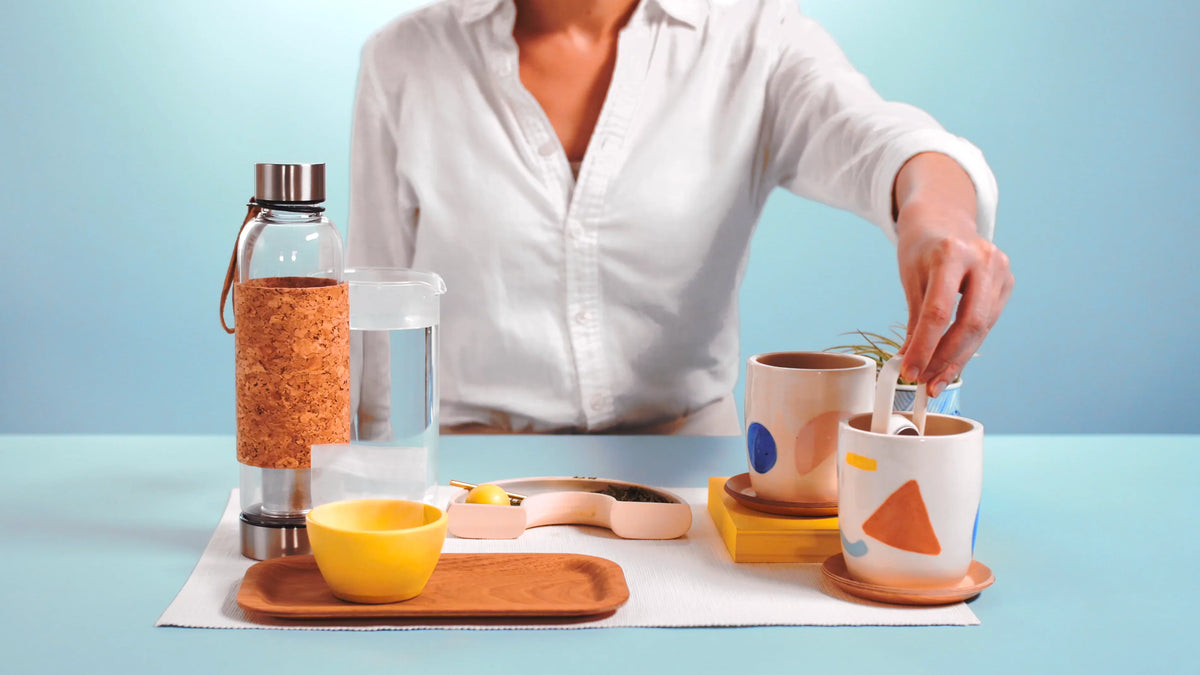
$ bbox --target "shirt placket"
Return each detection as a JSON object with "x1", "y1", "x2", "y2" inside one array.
[
  {"x1": 480, "y1": 4, "x2": 655, "y2": 430},
  {"x1": 483, "y1": 3, "x2": 574, "y2": 212},
  {"x1": 563, "y1": 14, "x2": 654, "y2": 430}
]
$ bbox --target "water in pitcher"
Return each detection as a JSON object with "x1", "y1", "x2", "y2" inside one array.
[
  {"x1": 346, "y1": 269, "x2": 445, "y2": 503},
  {"x1": 351, "y1": 324, "x2": 437, "y2": 446}
]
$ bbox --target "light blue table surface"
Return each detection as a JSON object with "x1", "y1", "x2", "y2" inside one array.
[{"x1": 1, "y1": 434, "x2": 1195, "y2": 674}]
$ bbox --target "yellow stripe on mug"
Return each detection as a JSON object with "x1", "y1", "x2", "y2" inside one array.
[{"x1": 846, "y1": 452, "x2": 877, "y2": 472}]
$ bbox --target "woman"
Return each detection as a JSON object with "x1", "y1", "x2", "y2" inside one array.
[{"x1": 347, "y1": 0, "x2": 1013, "y2": 435}]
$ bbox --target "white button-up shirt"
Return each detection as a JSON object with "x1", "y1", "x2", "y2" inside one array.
[{"x1": 347, "y1": 0, "x2": 998, "y2": 433}]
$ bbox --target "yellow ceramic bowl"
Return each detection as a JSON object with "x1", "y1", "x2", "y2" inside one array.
[{"x1": 306, "y1": 499, "x2": 447, "y2": 604}]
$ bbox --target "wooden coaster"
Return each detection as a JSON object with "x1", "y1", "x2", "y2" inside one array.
[
  {"x1": 821, "y1": 553, "x2": 994, "y2": 606},
  {"x1": 724, "y1": 473, "x2": 838, "y2": 517},
  {"x1": 237, "y1": 553, "x2": 629, "y2": 620}
]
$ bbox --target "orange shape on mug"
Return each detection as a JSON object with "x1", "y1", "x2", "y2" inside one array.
[
  {"x1": 862, "y1": 480, "x2": 941, "y2": 556},
  {"x1": 793, "y1": 410, "x2": 846, "y2": 476}
]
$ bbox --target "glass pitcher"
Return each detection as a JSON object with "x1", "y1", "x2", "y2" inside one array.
[{"x1": 345, "y1": 268, "x2": 446, "y2": 503}]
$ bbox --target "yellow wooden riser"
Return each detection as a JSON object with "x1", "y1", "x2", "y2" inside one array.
[{"x1": 706, "y1": 477, "x2": 842, "y2": 563}]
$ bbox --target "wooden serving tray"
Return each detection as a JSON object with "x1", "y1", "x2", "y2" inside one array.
[{"x1": 237, "y1": 553, "x2": 629, "y2": 620}]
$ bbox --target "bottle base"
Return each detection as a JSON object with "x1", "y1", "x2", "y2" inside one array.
[{"x1": 239, "y1": 511, "x2": 310, "y2": 561}]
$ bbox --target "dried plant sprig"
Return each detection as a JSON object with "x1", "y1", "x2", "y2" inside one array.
[
  {"x1": 828, "y1": 325, "x2": 970, "y2": 387},
  {"x1": 826, "y1": 325, "x2": 916, "y2": 384}
]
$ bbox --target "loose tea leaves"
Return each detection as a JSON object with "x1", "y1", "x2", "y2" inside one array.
[{"x1": 593, "y1": 484, "x2": 674, "y2": 503}]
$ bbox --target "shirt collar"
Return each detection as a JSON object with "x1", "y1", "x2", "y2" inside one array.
[
  {"x1": 456, "y1": 0, "x2": 505, "y2": 24},
  {"x1": 455, "y1": 0, "x2": 708, "y2": 29},
  {"x1": 651, "y1": 0, "x2": 707, "y2": 28}
]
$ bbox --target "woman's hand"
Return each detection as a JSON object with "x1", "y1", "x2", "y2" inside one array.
[{"x1": 893, "y1": 153, "x2": 1014, "y2": 396}]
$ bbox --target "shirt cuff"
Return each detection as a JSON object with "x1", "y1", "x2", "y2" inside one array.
[{"x1": 870, "y1": 129, "x2": 999, "y2": 243}]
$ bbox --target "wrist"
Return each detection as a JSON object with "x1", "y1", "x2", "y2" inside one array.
[
  {"x1": 895, "y1": 199, "x2": 978, "y2": 242},
  {"x1": 892, "y1": 152, "x2": 978, "y2": 232}
]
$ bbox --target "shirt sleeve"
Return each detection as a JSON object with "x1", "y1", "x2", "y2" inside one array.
[
  {"x1": 346, "y1": 38, "x2": 420, "y2": 268},
  {"x1": 761, "y1": 2, "x2": 998, "y2": 242}
]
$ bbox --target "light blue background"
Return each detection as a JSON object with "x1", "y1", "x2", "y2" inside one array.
[{"x1": 1, "y1": 0, "x2": 1196, "y2": 434}]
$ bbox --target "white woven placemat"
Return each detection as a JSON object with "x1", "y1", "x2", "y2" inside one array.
[{"x1": 156, "y1": 489, "x2": 978, "y2": 630}]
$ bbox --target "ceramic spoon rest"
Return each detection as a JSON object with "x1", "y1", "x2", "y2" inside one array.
[{"x1": 447, "y1": 477, "x2": 693, "y2": 540}]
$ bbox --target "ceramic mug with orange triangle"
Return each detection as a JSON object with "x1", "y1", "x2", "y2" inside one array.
[{"x1": 836, "y1": 359, "x2": 984, "y2": 589}]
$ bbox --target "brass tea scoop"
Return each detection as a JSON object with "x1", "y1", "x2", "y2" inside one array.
[{"x1": 449, "y1": 480, "x2": 527, "y2": 505}]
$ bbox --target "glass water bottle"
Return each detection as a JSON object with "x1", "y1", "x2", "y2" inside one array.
[{"x1": 233, "y1": 162, "x2": 350, "y2": 560}]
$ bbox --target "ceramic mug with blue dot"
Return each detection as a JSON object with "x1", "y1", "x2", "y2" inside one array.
[{"x1": 744, "y1": 352, "x2": 875, "y2": 504}]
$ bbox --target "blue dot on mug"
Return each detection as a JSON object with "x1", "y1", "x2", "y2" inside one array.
[{"x1": 747, "y1": 422, "x2": 777, "y2": 473}]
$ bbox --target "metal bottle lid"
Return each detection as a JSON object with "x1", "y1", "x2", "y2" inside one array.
[{"x1": 255, "y1": 163, "x2": 325, "y2": 203}]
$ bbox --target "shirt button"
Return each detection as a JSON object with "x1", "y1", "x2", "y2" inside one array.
[
  {"x1": 574, "y1": 309, "x2": 591, "y2": 325},
  {"x1": 589, "y1": 394, "x2": 606, "y2": 412},
  {"x1": 538, "y1": 141, "x2": 557, "y2": 157},
  {"x1": 567, "y1": 220, "x2": 585, "y2": 240}
]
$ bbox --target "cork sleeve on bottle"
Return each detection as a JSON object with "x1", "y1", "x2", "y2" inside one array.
[{"x1": 234, "y1": 277, "x2": 350, "y2": 469}]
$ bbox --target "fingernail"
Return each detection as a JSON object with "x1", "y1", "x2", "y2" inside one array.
[
  {"x1": 901, "y1": 367, "x2": 917, "y2": 383},
  {"x1": 932, "y1": 381, "x2": 947, "y2": 398}
]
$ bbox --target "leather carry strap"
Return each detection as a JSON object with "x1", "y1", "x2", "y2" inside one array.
[{"x1": 219, "y1": 199, "x2": 261, "y2": 334}]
